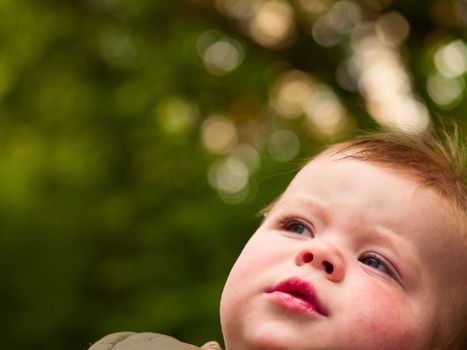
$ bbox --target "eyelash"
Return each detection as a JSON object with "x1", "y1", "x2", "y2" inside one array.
[
  {"x1": 359, "y1": 252, "x2": 399, "y2": 280},
  {"x1": 277, "y1": 216, "x2": 314, "y2": 238}
]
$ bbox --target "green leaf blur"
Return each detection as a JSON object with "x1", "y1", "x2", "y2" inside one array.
[{"x1": 0, "y1": 0, "x2": 465, "y2": 349}]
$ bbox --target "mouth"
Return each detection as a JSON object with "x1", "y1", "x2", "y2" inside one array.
[{"x1": 266, "y1": 277, "x2": 328, "y2": 317}]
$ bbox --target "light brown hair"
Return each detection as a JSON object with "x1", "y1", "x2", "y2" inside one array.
[{"x1": 326, "y1": 128, "x2": 466, "y2": 218}]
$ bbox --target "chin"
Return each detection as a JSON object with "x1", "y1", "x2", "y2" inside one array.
[{"x1": 243, "y1": 323, "x2": 306, "y2": 350}]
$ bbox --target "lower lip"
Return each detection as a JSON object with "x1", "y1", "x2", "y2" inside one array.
[{"x1": 267, "y1": 291, "x2": 324, "y2": 317}]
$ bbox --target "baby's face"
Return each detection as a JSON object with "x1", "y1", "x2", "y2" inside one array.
[{"x1": 220, "y1": 156, "x2": 461, "y2": 350}]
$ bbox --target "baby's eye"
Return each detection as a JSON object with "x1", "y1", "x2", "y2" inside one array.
[
  {"x1": 359, "y1": 254, "x2": 396, "y2": 279},
  {"x1": 281, "y1": 219, "x2": 314, "y2": 238}
]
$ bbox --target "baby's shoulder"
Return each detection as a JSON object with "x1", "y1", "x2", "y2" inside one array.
[{"x1": 88, "y1": 332, "x2": 221, "y2": 350}]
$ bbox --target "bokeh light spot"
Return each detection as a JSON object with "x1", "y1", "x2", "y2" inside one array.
[
  {"x1": 304, "y1": 86, "x2": 348, "y2": 136},
  {"x1": 201, "y1": 115, "x2": 238, "y2": 154},
  {"x1": 375, "y1": 11, "x2": 410, "y2": 46},
  {"x1": 214, "y1": 0, "x2": 253, "y2": 21},
  {"x1": 208, "y1": 157, "x2": 250, "y2": 203},
  {"x1": 312, "y1": 15, "x2": 341, "y2": 47},
  {"x1": 270, "y1": 70, "x2": 314, "y2": 118},
  {"x1": 328, "y1": 1, "x2": 362, "y2": 34},
  {"x1": 157, "y1": 97, "x2": 198, "y2": 137},
  {"x1": 368, "y1": 97, "x2": 430, "y2": 133},
  {"x1": 434, "y1": 39, "x2": 467, "y2": 78},
  {"x1": 427, "y1": 73, "x2": 464, "y2": 108},
  {"x1": 249, "y1": 0, "x2": 295, "y2": 48},
  {"x1": 267, "y1": 129, "x2": 300, "y2": 161},
  {"x1": 202, "y1": 38, "x2": 244, "y2": 76},
  {"x1": 297, "y1": 0, "x2": 331, "y2": 17},
  {"x1": 352, "y1": 28, "x2": 429, "y2": 133},
  {"x1": 230, "y1": 144, "x2": 260, "y2": 173}
]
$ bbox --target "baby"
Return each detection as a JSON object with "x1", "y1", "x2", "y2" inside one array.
[{"x1": 89, "y1": 128, "x2": 467, "y2": 350}]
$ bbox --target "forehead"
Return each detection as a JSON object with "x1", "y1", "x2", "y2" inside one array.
[{"x1": 283, "y1": 156, "x2": 420, "y2": 212}]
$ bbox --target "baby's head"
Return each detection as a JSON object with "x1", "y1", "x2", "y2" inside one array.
[{"x1": 220, "y1": 129, "x2": 466, "y2": 350}]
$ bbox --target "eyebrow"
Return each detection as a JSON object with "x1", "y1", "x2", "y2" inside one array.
[{"x1": 271, "y1": 196, "x2": 330, "y2": 225}]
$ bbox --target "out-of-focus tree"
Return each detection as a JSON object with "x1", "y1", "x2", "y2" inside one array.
[{"x1": 0, "y1": 0, "x2": 464, "y2": 349}]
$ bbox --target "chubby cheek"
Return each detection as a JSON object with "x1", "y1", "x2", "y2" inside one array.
[
  {"x1": 221, "y1": 235, "x2": 274, "y2": 302},
  {"x1": 341, "y1": 280, "x2": 431, "y2": 349},
  {"x1": 224, "y1": 233, "x2": 288, "y2": 285},
  {"x1": 220, "y1": 233, "x2": 287, "y2": 331}
]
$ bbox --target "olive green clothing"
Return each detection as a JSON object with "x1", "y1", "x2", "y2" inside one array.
[{"x1": 88, "y1": 332, "x2": 222, "y2": 350}]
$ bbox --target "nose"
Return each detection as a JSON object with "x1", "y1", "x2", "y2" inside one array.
[{"x1": 295, "y1": 241, "x2": 345, "y2": 283}]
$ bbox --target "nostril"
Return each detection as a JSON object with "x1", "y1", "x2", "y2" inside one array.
[
  {"x1": 323, "y1": 261, "x2": 334, "y2": 274},
  {"x1": 303, "y1": 252, "x2": 314, "y2": 263}
]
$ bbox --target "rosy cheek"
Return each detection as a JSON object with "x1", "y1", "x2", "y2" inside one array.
[{"x1": 344, "y1": 280, "x2": 416, "y2": 347}]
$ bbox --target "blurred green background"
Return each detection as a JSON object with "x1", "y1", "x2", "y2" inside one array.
[{"x1": 0, "y1": 0, "x2": 465, "y2": 349}]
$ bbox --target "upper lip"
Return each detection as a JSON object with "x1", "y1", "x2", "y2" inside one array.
[{"x1": 266, "y1": 277, "x2": 328, "y2": 316}]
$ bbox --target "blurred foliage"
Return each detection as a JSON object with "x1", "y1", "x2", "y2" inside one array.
[{"x1": 0, "y1": 0, "x2": 465, "y2": 349}]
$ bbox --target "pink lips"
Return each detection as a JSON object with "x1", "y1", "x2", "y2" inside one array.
[{"x1": 266, "y1": 277, "x2": 327, "y2": 317}]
